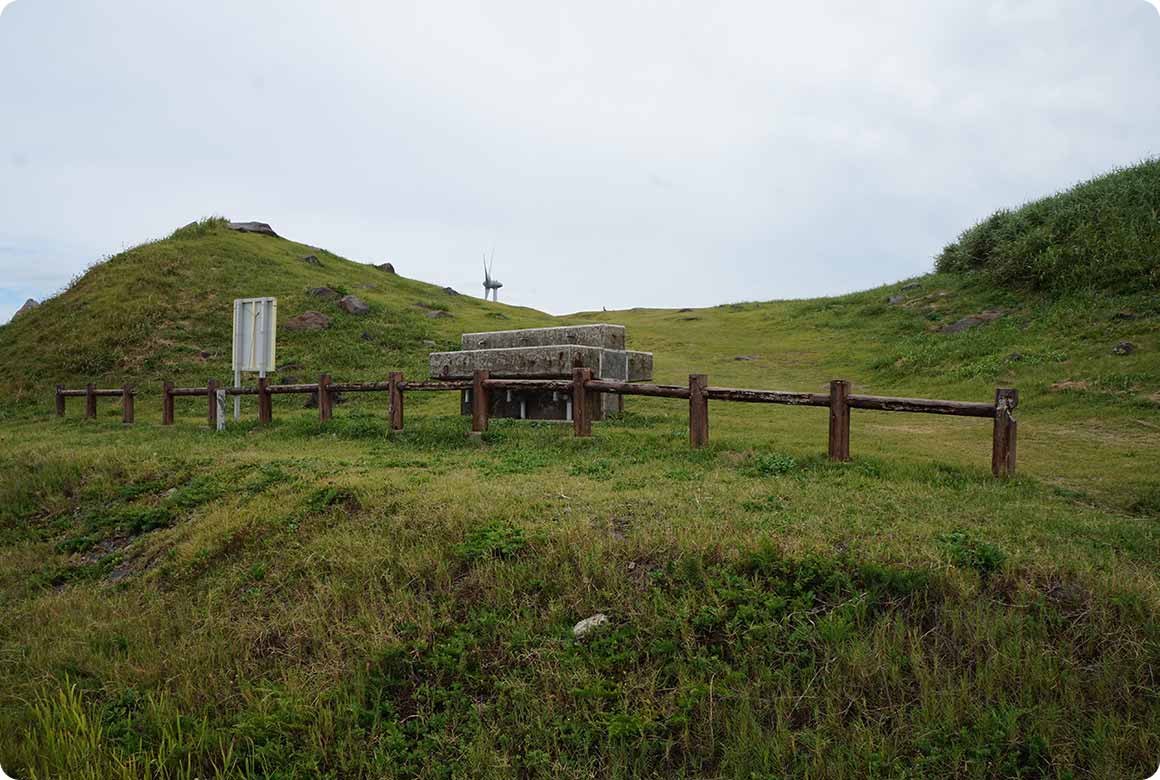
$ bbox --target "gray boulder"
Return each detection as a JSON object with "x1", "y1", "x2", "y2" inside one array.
[
  {"x1": 284, "y1": 311, "x2": 331, "y2": 331},
  {"x1": 302, "y1": 254, "x2": 321, "y2": 266},
  {"x1": 339, "y1": 295, "x2": 370, "y2": 315},
  {"x1": 226, "y1": 221, "x2": 278, "y2": 237},
  {"x1": 442, "y1": 286, "x2": 459, "y2": 296},
  {"x1": 307, "y1": 287, "x2": 339, "y2": 300},
  {"x1": 886, "y1": 295, "x2": 906, "y2": 305},
  {"x1": 1113, "y1": 341, "x2": 1136, "y2": 355},
  {"x1": 376, "y1": 262, "x2": 396, "y2": 274},
  {"x1": 12, "y1": 298, "x2": 38, "y2": 319},
  {"x1": 940, "y1": 310, "x2": 1004, "y2": 334},
  {"x1": 901, "y1": 283, "x2": 921, "y2": 292}
]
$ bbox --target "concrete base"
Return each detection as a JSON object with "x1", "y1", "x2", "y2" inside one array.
[{"x1": 429, "y1": 324, "x2": 653, "y2": 422}]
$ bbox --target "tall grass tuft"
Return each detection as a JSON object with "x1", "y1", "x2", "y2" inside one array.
[{"x1": 936, "y1": 158, "x2": 1160, "y2": 294}]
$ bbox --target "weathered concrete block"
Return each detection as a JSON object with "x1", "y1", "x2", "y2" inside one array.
[
  {"x1": 461, "y1": 324, "x2": 625, "y2": 351},
  {"x1": 432, "y1": 326, "x2": 653, "y2": 422},
  {"x1": 430, "y1": 346, "x2": 603, "y2": 379},
  {"x1": 627, "y1": 351, "x2": 653, "y2": 382}
]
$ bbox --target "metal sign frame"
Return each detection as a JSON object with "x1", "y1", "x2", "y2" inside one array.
[{"x1": 231, "y1": 297, "x2": 277, "y2": 421}]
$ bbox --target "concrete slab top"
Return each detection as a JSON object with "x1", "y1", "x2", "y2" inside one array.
[{"x1": 461, "y1": 323, "x2": 626, "y2": 351}]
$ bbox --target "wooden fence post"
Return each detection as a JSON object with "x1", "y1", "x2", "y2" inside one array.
[
  {"x1": 257, "y1": 377, "x2": 272, "y2": 424},
  {"x1": 318, "y1": 374, "x2": 333, "y2": 422},
  {"x1": 55, "y1": 384, "x2": 65, "y2": 417},
  {"x1": 162, "y1": 381, "x2": 175, "y2": 425},
  {"x1": 389, "y1": 372, "x2": 404, "y2": 431},
  {"x1": 84, "y1": 383, "x2": 96, "y2": 419},
  {"x1": 471, "y1": 370, "x2": 490, "y2": 434},
  {"x1": 121, "y1": 385, "x2": 134, "y2": 424},
  {"x1": 572, "y1": 367, "x2": 593, "y2": 437},
  {"x1": 992, "y1": 388, "x2": 1019, "y2": 478},
  {"x1": 689, "y1": 374, "x2": 709, "y2": 448},
  {"x1": 207, "y1": 379, "x2": 219, "y2": 428},
  {"x1": 828, "y1": 379, "x2": 851, "y2": 462}
]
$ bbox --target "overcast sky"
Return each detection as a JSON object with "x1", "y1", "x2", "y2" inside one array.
[{"x1": 1, "y1": 1, "x2": 1158, "y2": 322}]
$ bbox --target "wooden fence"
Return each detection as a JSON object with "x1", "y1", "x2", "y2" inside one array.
[{"x1": 55, "y1": 371, "x2": 1019, "y2": 477}]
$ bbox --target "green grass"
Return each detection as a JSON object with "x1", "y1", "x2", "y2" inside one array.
[
  {"x1": 1, "y1": 190, "x2": 1160, "y2": 777},
  {"x1": 935, "y1": 158, "x2": 1160, "y2": 294}
]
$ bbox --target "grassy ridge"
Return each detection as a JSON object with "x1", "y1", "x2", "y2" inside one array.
[{"x1": 935, "y1": 158, "x2": 1160, "y2": 294}]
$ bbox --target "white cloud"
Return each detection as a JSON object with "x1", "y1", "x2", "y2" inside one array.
[{"x1": 0, "y1": 1, "x2": 1158, "y2": 314}]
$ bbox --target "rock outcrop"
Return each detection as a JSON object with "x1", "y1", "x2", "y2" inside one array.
[
  {"x1": 284, "y1": 311, "x2": 331, "y2": 331},
  {"x1": 226, "y1": 221, "x2": 278, "y2": 237},
  {"x1": 12, "y1": 298, "x2": 38, "y2": 319},
  {"x1": 339, "y1": 295, "x2": 370, "y2": 315}
]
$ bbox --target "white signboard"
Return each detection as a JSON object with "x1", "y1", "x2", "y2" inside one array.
[{"x1": 232, "y1": 297, "x2": 277, "y2": 373}]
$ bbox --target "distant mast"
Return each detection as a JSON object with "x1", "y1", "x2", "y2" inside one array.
[{"x1": 482, "y1": 250, "x2": 503, "y2": 302}]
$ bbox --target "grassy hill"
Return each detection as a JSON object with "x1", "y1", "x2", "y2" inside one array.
[
  {"x1": 0, "y1": 217, "x2": 555, "y2": 404},
  {"x1": 935, "y1": 158, "x2": 1160, "y2": 294},
  {"x1": 1, "y1": 168, "x2": 1159, "y2": 779}
]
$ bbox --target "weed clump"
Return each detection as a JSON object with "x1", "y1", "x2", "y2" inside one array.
[
  {"x1": 743, "y1": 452, "x2": 797, "y2": 477},
  {"x1": 457, "y1": 521, "x2": 527, "y2": 563},
  {"x1": 938, "y1": 530, "x2": 1007, "y2": 579}
]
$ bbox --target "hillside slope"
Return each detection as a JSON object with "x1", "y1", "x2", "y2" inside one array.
[{"x1": 0, "y1": 218, "x2": 555, "y2": 402}]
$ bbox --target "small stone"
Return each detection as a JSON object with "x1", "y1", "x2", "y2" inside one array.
[
  {"x1": 307, "y1": 287, "x2": 339, "y2": 299},
  {"x1": 423, "y1": 340, "x2": 437, "y2": 347},
  {"x1": 197, "y1": 350, "x2": 211, "y2": 359},
  {"x1": 1112, "y1": 341, "x2": 1136, "y2": 356},
  {"x1": 376, "y1": 262, "x2": 396, "y2": 274},
  {"x1": 886, "y1": 295, "x2": 905, "y2": 305},
  {"x1": 226, "y1": 221, "x2": 278, "y2": 237},
  {"x1": 1007, "y1": 352, "x2": 1023, "y2": 362},
  {"x1": 426, "y1": 309, "x2": 452, "y2": 319},
  {"x1": 360, "y1": 331, "x2": 374, "y2": 342},
  {"x1": 442, "y1": 286, "x2": 459, "y2": 296},
  {"x1": 284, "y1": 311, "x2": 331, "y2": 331},
  {"x1": 734, "y1": 355, "x2": 759, "y2": 361},
  {"x1": 1111, "y1": 311, "x2": 1138, "y2": 321},
  {"x1": 901, "y1": 283, "x2": 921, "y2": 292},
  {"x1": 572, "y1": 613, "x2": 610, "y2": 639},
  {"x1": 338, "y1": 295, "x2": 370, "y2": 315},
  {"x1": 302, "y1": 254, "x2": 321, "y2": 266}
]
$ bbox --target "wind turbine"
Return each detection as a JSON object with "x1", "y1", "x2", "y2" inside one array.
[{"x1": 482, "y1": 250, "x2": 503, "y2": 302}]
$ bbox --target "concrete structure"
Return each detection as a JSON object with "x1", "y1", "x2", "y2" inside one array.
[{"x1": 428, "y1": 324, "x2": 654, "y2": 421}]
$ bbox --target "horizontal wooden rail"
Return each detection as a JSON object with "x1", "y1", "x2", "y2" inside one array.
[
  {"x1": 704, "y1": 387, "x2": 829, "y2": 406},
  {"x1": 57, "y1": 371, "x2": 1020, "y2": 478},
  {"x1": 847, "y1": 394, "x2": 994, "y2": 418},
  {"x1": 398, "y1": 380, "x2": 472, "y2": 391},
  {"x1": 265, "y1": 383, "x2": 320, "y2": 394},
  {"x1": 170, "y1": 386, "x2": 211, "y2": 397},
  {"x1": 586, "y1": 379, "x2": 691, "y2": 399},
  {"x1": 58, "y1": 388, "x2": 135, "y2": 398},
  {"x1": 483, "y1": 378, "x2": 574, "y2": 393}
]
